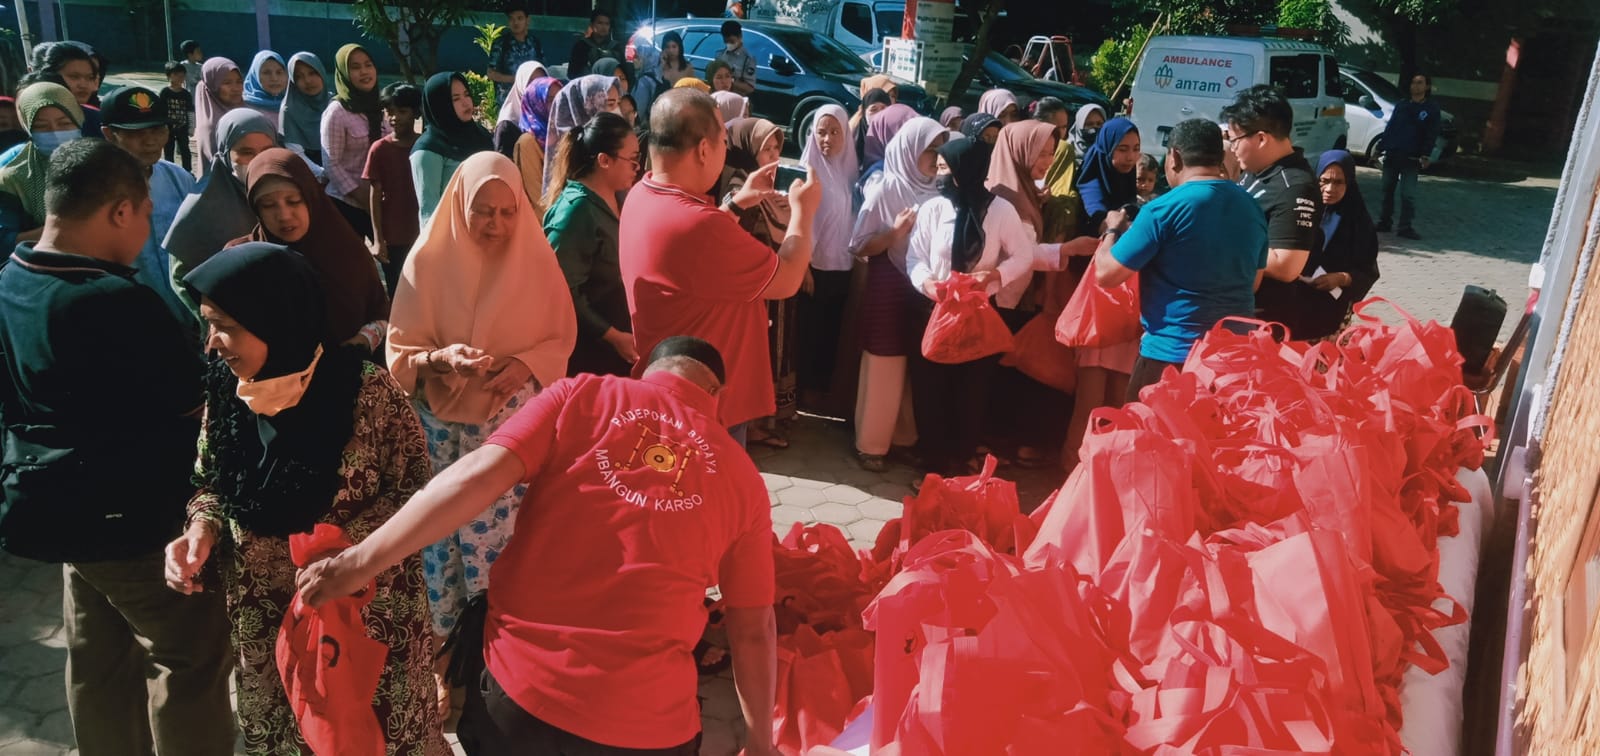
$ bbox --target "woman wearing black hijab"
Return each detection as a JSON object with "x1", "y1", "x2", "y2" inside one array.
[
  {"x1": 903, "y1": 136, "x2": 1000, "y2": 475},
  {"x1": 853, "y1": 88, "x2": 894, "y2": 171},
  {"x1": 959, "y1": 113, "x2": 1000, "y2": 145},
  {"x1": 165, "y1": 243, "x2": 446, "y2": 754},
  {"x1": 411, "y1": 71, "x2": 494, "y2": 226},
  {"x1": 1259, "y1": 148, "x2": 1380, "y2": 340}
]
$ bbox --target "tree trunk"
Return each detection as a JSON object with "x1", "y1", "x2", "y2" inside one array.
[
  {"x1": 1392, "y1": 16, "x2": 1418, "y2": 90},
  {"x1": 946, "y1": 0, "x2": 1006, "y2": 105}
]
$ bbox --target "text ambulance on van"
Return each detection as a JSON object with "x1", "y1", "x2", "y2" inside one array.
[{"x1": 1128, "y1": 35, "x2": 1348, "y2": 164}]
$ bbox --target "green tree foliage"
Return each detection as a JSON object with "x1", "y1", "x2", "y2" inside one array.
[
  {"x1": 1090, "y1": 23, "x2": 1150, "y2": 96},
  {"x1": 464, "y1": 23, "x2": 504, "y2": 125},
  {"x1": 1278, "y1": 0, "x2": 1350, "y2": 47},
  {"x1": 350, "y1": 0, "x2": 473, "y2": 82}
]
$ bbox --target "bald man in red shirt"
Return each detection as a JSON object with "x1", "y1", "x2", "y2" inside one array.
[
  {"x1": 297, "y1": 337, "x2": 779, "y2": 756},
  {"x1": 619, "y1": 88, "x2": 821, "y2": 446}
]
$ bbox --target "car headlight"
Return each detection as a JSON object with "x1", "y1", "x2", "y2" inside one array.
[{"x1": 842, "y1": 82, "x2": 863, "y2": 100}]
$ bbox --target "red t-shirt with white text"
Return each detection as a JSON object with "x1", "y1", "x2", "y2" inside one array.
[
  {"x1": 619, "y1": 176, "x2": 780, "y2": 427},
  {"x1": 483, "y1": 372, "x2": 774, "y2": 748}
]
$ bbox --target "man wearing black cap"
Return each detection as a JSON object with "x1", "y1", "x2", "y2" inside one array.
[
  {"x1": 298, "y1": 336, "x2": 779, "y2": 756},
  {"x1": 100, "y1": 84, "x2": 196, "y2": 337}
]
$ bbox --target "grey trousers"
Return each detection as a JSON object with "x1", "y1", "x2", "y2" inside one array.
[{"x1": 63, "y1": 551, "x2": 234, "y2": 756}]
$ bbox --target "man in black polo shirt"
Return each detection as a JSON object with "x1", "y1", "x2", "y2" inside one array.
[
  {"x1": 0, "y1": 140, "x2": 232, "y2": 754},
  {"x1": 1221, "y1": 85, "x2": 1322, "y2": 339}
]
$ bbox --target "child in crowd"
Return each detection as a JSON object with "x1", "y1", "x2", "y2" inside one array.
[
  {"x1": 1136, "y1": 153, "x2": 1161, "y2": 205},
  {"x1": 179, "y1": 39, "x2": 204, "y2": 93},
  {"x1": 160, "y1": 61, "x2": 195, "y2": 171},
  {"x1": 363, "y1": 82, "x2": 422, "y2": 295}
]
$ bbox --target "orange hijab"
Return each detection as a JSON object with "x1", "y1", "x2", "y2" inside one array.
[
  {"x1": 386, "y1": 152, "x2": 577, "y2": 424},
  {"x1": 985, "y1": 120, "x2": 1057, "y2": 237}
]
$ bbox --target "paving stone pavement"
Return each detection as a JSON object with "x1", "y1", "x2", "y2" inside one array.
[{"x1": 0, "y1": 159, "x2": 1557, "y2": 755}]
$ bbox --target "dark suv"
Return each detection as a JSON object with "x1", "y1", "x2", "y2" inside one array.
[{"x1": 632, "y1": 19, "x2": 931, "y2": 142}]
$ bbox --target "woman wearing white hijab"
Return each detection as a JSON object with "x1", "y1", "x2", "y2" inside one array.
[
  {"x1": 847, "y1": 116, "x2": 947, "y2": 471},
  {"x1": 541, "y1": 74, "x2": 619, "y2": 194},
  {"x1": 493, "y1": 60, "x2": 547, "y2": 157},
  {"x1": 797, "y1": 103, "x2": 858, "y2": 412},
  {"x1": 1068, "y1": 103, "x2": 1106, "y2": 156}
]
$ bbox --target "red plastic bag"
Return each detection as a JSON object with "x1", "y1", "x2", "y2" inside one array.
[
  {"x1": 773, "y1": 523, "x2": 876, "y2": 635},
  {"x1": 1024, "y1": 408, "x2": 1199, "y2": 578},
  {"x1": 1055, "y1": 271, "x2": 1139, "y2": 348},
  {"x1": 1245, "y1": 529, "x2": 1391, "y2": 751},
  {"x1": 275, "y1": 524, "x2": 387, "y2": 756},
  {"x1": 773, "y1": 625, "x2": 875, "y2": 756},
  {"x1": 887, "y1": 566, "x2": 1128, "y2": 755},
  {"x1": 1000, "y1": 310, "x2": 1077, "y2": 393},
  {"x1": 882, "y1": 455, "x2": 1036, "y2": 560},
  {"x1": 861, "y1": 531, "x2": 1021, "y2": 751},
  {"x1": 920, "y1": 273, "x2": 1014, "y2": 364}
]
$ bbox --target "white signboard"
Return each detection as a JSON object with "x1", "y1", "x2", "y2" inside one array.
[
  {"x1": 906, "y1": 0, "x2": 954, "y2": 42},
  {"x1": 882, "y1": 37, "x2": 922, "y2": 84}
]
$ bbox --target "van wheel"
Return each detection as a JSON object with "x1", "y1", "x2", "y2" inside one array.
[{"x1": 792, "y1": 102, "x2": 837, "y2": 151}]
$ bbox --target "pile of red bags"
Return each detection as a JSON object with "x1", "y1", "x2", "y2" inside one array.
[
  {"x1": 850, "y1": 299, "x2": 1490, "y2": 754},
  {"x1": 769, "y1": 459, "x2": 1042, "y2": 754}
]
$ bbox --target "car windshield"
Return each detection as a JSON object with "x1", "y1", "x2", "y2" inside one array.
[
  {"x1": 768, "y1": 27, "x2": 874, "y2": 75},
  {"x1": 1349, "y1": 69, "x2": 1404, "y2": 103}
]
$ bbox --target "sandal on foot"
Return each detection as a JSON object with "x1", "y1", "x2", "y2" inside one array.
[{"x1": 857, "y1": 452, "x2": 888, "y2": 472}]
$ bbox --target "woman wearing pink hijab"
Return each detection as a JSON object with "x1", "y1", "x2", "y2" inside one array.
[
  {"x1": 984, "y1": 120, "x2": 1073, "y2": 468},
  {"x1": 195, "y1": 57, "x2": 245, "y2": 175}
]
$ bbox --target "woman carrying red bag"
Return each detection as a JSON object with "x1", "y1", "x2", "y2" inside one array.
[
  {"x1": 906, "y1": 136, "x2": 1061, "y2": 474},
  {"x1": 983, "y1": 120, "x2": 1077, "y2": 468},
  {"x1": 1064, "y1": 117, "x2": 1144, "y2": 471}
]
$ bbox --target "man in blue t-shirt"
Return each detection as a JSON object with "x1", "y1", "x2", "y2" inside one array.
[{"x1": 1090, "y1": 118, "x2": 1268, "y2": 401}]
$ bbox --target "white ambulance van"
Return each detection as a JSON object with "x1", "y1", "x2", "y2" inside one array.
[{"x1": 1128, "y1": 35, "x2": 1348, "y2": 163}]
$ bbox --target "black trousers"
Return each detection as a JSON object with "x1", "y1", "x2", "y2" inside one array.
[
  {"x1": 381, "y1": 244, "x2": 409, "y2": 297},
  {"x1": 798, "y1": 268, "x2": 852, "y2": 393},
  {"x1": 906, "y1": 291, "x2": 999, "y2": 473},
  {"x1": 459, "y1": 668, "x2": 702, "y2": 756},
  {"x1": 331, "y1": 196, "x2": 375, "y2": 241},
  {"x1": 164, "y1": 128, "x2": 191, "y2": 171},
  {"x1": 1125, "y1": 355, "x2": 1184, "y2": 403}
]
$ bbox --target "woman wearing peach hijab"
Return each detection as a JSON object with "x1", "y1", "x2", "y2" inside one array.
[
  {"x1": 386, "y1": 152, "x2": 576, "y2": 696},
  {"x1": 984, "y1": 120, "x2": 1074, "y2": 468}
]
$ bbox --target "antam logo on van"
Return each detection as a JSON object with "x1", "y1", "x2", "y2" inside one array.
[
  {"x1": 1162, "y1": 54, "x2": 1235, "y2": 68},
  {"x1": 1152, "y1": 64, "x2": 1225, "y2": 93}
]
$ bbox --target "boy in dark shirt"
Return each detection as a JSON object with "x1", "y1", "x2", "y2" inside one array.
[
  {"x1": 363, "y1": 82, "x2": 422, "y2": 295},
  {"x1": 158, "y1": 60, "x2": 194, "y2": 171}
]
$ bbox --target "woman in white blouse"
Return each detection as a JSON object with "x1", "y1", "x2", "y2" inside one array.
[{"x1": 905, "y1": 135, "x2": 1064, "y2": 475}]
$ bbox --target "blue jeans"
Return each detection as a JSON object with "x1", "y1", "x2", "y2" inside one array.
[{"x1": 1380, "y1": 156, "x2": 1420, "y2": 229}]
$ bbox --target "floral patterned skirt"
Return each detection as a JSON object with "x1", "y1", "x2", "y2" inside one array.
[{"x1": 415, "y1": 383, "x2": 538, "y2": 638}]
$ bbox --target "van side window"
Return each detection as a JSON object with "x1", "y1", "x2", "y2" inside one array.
[
  {"x1": 1323, "y1": 56, "x2": 1342, "y2": 98},
  {"x1": 1270, "y1": 54, "x2": 1321, "y2": 99},
  {"x1": 841, "y1": 2, "x2": 873, "y2": 42},
  {"x1": 1339, "y1": 73, "x2": 1365, "y2": 105}
]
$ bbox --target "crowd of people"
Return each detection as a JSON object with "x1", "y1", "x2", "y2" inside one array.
[{"x1": 0, "y1": 12, "x2": 1404, "y2": 756}]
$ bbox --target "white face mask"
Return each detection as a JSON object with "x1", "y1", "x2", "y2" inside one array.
[{"x1": 232, "y1": 161, "x2": 250, "y2": 185}]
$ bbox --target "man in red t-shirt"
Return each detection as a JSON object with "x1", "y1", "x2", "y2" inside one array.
[
  {"x1": 297, "y1": 336, "x2": 778, "y2": 756},
  {"x1": 619, "y1": 88, "x2": 820, "y2": 445}
]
